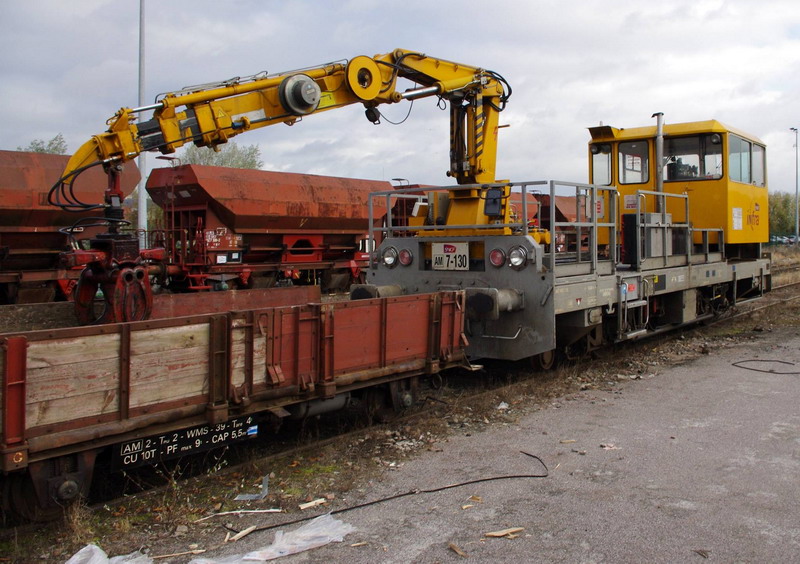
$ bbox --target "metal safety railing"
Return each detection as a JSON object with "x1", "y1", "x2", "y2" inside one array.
[
  {"x1": 627, "y1": 189, "x2": 724, "y2": 271},
  {"x1": 367, "y1": 179, "x2": 618, "y2": 277}
]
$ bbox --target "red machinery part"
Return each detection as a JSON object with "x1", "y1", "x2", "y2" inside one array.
[
  {"x1": 57, "y1": 166, "x2": 165, "y2": 325},
  {"x1": 73, "y1": 263, "x2": 153, "y2": 325}
]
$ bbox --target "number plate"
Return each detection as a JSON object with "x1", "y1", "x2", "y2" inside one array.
[
  {"x1": 432, "y1": 242, "x2": 469, "y2": 271},
  {"x1": 113, "y1": 416, "x2": 259, "y2": 469}
]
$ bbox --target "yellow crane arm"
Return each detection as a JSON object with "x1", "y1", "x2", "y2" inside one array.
[{"x1": 61, "y1": 48, "x2": 509, "y2": 187}]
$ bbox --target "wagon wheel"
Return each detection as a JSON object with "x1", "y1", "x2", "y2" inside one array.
[
  {"x1": 3, "y1": 473, "x2": 65, "y2": 523},
  {"x1": 361, "y1": 387, "x2": 394, "y2": 424},
  {"x1": 389, "y1": 376, "x2": 419, "y2": 412},
  {"x1": 361, "y1": 378, "x2": 418, "y2": 424},
  {"x1": 530, "y1": 349, "x2": 558, "y2": 371},
  {"x1": 428, "y1": 372, "x2": 445, "y2": 390}
]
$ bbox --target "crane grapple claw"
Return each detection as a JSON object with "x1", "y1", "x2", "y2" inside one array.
[{"x1": 74, "y1": 262, "x2": 153, "y2": 325}]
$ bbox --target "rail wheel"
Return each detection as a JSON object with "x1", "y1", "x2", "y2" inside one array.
[
  {"x1": 361, "y1": 377, "x2": 418, "y2": 423},
  {"x1": 530, "y1": 349, "x2": 558, "y2": 371},
  {"x1": 361, "y1": 387, "x2": 393, "y2": 424},
  {"x1": 428, "y1": 372, "x2": 445, "y2": 390},
  {"x1": 3, "y1": 473, "x2": 64, "y2": 523},
  {"x1": 0, "y1": 282, "x2": 17, "y2": 305},
  {"x1": 389, "y1": 377, "x2": 419, "y2": 412}
]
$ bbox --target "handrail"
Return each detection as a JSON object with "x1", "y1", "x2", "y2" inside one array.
[{"x1": 368, "y1": 179, "x2": 618, "y2": 277}]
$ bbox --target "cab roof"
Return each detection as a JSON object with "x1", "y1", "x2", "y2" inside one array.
[{"x1": 588, "y1": 119, "x2": 764, "y2": 145}]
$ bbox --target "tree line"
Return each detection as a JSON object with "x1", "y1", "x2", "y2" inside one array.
[
  {"x1": 768, "y1": 191, "x2": 798, "y2": 238},
  {"x1": 17, "y1": 133, "x2": 262, "y2": 168}
]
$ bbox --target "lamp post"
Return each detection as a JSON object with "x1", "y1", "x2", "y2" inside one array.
[
  {"x1": 793, "y1": 127, "x2": 799, "y2": 245},
  {"x1": 137, "y1": 0, "x2": 147, "y2": 246}
]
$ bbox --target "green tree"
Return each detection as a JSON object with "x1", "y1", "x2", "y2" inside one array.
[
  {"x1": 17, "y1": 133, "x2": 68, "y2": 154},
  {"x1": 180, "y1": 142, "x2": 263, "y2": 169},
  {"x1": 125, "y1": 187, "x2": 164, "y2": 233},
  {"x1": 769, "y1": 191, "x2": 795, "y2": 236}
]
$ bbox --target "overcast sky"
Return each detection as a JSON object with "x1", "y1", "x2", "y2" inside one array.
[{"x1": 2, "y1": 0, "x2": 799, "y2": 193}]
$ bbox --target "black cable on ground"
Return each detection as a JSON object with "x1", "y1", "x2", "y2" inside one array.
[
  {"x1": 732, "y1": 359, "x2": 800, "y2": 375},
  {"x1": 237, "y1": 451, "x2": 549, "y2": 535}
]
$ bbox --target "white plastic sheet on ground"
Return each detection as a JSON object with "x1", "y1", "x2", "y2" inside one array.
[
  {"x1": 64, "y1": 544, "x2": 152, "y2": 564},
  {"x1": 64, "y1": 514, "x2": 353, "y2": 564},
  {"x1": 189, "y1": 513, "x2": 355, "y2": 563}
]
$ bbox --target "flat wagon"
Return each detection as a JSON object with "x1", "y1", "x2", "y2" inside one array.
[{"x1": 0, "y1": 288, "x2": 465, "y2": 520}]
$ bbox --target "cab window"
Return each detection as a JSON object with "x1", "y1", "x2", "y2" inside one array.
[
  {"x1": 751, "y1": 142, "x2": 766, "y2": 186},
  {"x1": 618, "y1": 141, "x2": 649, "y2": 184},
  {"x1": 664, "y1": 134, "x2": 722, "y2": 181},
  {"x1": 590, "y1": 144, "x2": 611, "y2": 185},
  {"x1": 728, "y1": 134, "x2": 765, "y2": 186},
  {"x1": 728, "y1": 134, "x2": 751, "y2": 184}
]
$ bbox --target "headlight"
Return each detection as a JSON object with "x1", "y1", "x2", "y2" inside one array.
[
  {"x1": 398, "y1": 248, "x2": 413, "y2": 266},
  {"x1": 508, "y1": 246, "x2": 528, "y2": 269},
  {"x1": 382, "y1": 246, "x2": 398, "y2": 268},
  {"x1": 489, "y1": 248, "x2": 506, "y2": 267}
]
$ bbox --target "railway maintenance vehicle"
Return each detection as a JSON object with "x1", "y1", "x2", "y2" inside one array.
[{"x1": 354, "y1": 114, "x2": 770, "y2": 368}]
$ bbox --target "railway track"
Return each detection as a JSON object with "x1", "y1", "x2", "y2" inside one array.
[{"x1": 771, "y1": 262, "x2": 800, "y2": 276}]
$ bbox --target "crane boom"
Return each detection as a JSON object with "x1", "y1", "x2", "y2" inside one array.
[{"x1": 60, "y1": 48, "x2": 509, "y2": 189}]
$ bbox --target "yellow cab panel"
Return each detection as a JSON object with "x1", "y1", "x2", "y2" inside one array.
[{"x1": 588, "y1": 119, "x2": 768, "y2": 247}]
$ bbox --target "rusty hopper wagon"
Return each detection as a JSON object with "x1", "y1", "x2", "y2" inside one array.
[
  {"x1": 146, "y1": 165, "x2": 391, "y2": 293},
  {"x1": 0, "y1": 150, "x2": 139, "y2": 304}
]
